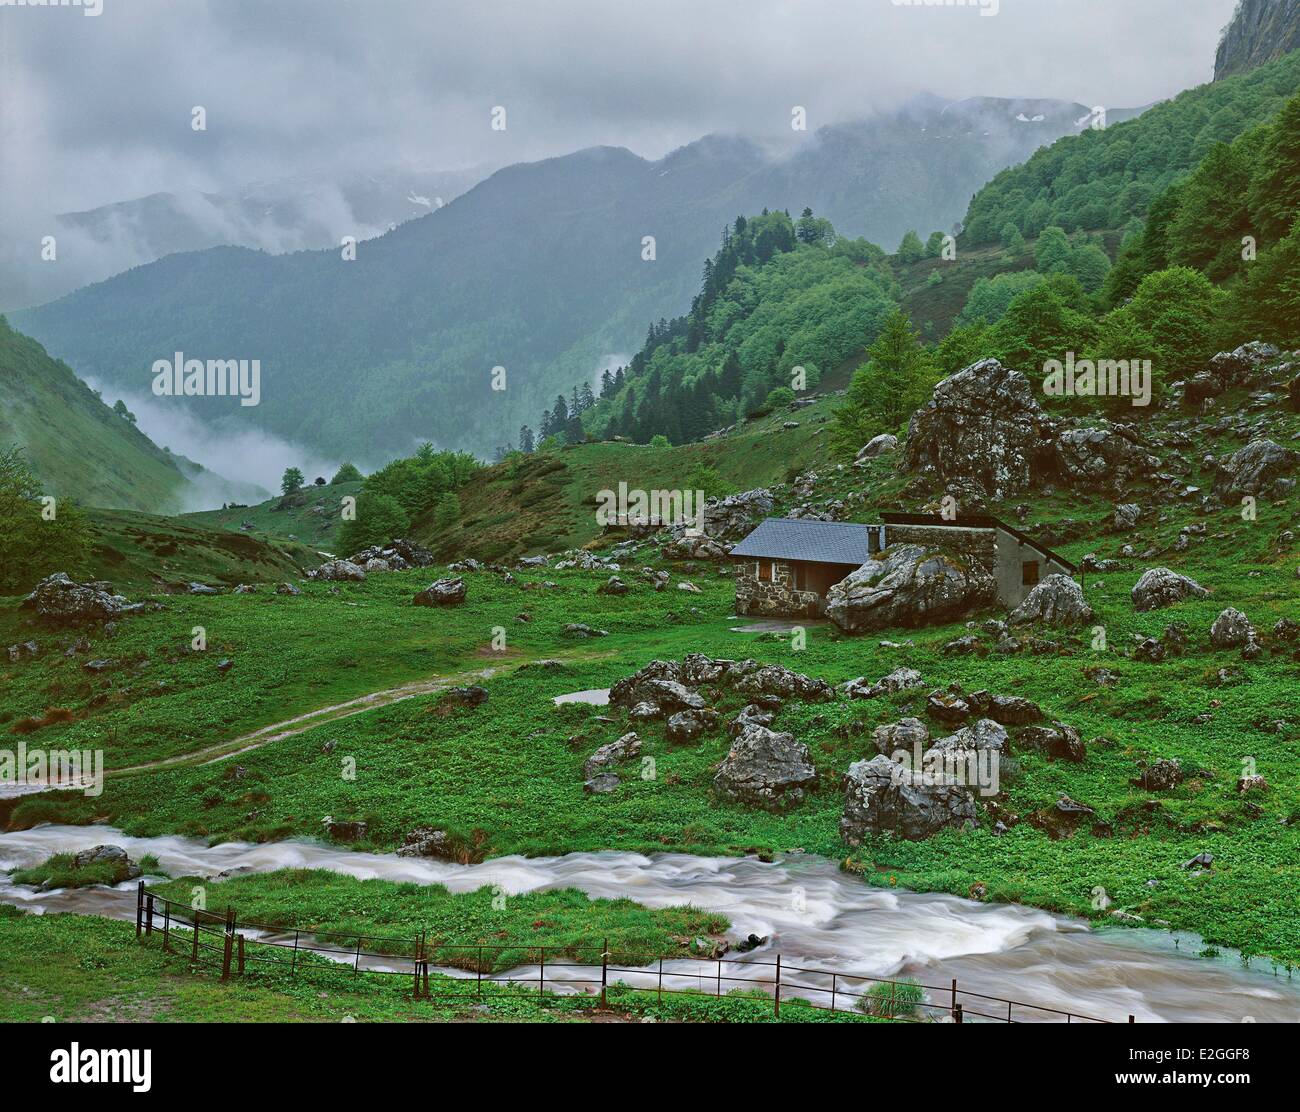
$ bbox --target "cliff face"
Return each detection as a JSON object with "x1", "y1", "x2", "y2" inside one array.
[{"x1": 1215, "y1": 0, "x2": 1300, "y2": 80}]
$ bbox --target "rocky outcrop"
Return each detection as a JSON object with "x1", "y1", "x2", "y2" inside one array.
[
  {"x1": 68, "y1": 844, "x2": 142, "y2": 883},
  {"x1": 667, "y1": 488, "x2": 774, "y2": 545},
  {"x1": 1210, "y1": 608, "x2": 1256, "y2": 650},
  {"x1": 1008, "y1": 574, "x2": 1094, "y2": 627},
  {"x1": 1215, "y1": 3, "x2": 1300, "y2": 81},
  {"x1": 609, "y1": 654, "x2": 831, "y2": 710},
  {"x1": 841, "y1": 667, "x2": 925, "y2": 700},
  {"x1": 1212, "y1": 439, "x2": 1298, "y2": 499},
  {"x1": 856, "y1": 434, "x2": 898, "y2": 461},
  {"x1": 311, "y1": 560, "x2": 366, "y2": 582},
  {"x1": 826, "y1": 545, "x2": 996, "y2": 633},
  {"x1": 583, "y1": 732, "x2": 642, "y2": 780},
  {"x1": 903, "y1": 359, "x2": 1058, "y2": 503},
  {"x1": 840, "y1": 755, "x2": 977, "y2": 843},
  {"x1": 1132, "y1": 568, "x2": 1210, "y2": 611},
  {"x1": 413, "y1": 577, "x2": 466, "y2": 606},
  {"x1": 1052, "y1": 426, "x2": 1160, "y2": 497},
  {"x1": 22, "y1": 574, "x2": 146, "y2": 625},
  {"x1": 1134, "y1": 758, "x2": 1183, "y2": 792},
  {"x1": 1019, "y1": 722, "x2": 1086, "y2": 763},
  {"x1": 871, "y1": 717, "x2": 930, "y2": 756},
  {"x1": 346, "y1": 538, "x2": 435, "y2": 570},
  {"x1": 713, "y1": 725, "x2": 817, "y2": 811}
]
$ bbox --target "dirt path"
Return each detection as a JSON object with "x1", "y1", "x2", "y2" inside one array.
[
  {"x1": 99, "y1": 646, "x2": 616, "y2": 780},
  {"x1": 107, "y1": 666, "x2": 502, "y2": 777}
]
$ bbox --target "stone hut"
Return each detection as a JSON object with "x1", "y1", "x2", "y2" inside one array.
[{"x1": 731, "y1": 513, "x2": 1075, "y2": 618}]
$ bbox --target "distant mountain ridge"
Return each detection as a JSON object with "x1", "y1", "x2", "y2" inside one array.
[
  {"x1": 1, "y1": 163, "x2": 495, "y2": 311},
  {"x1": 12, "y1": 94, "x2": 1139, "y2": 462},
  {"x1": 1215, "y1": 0, "x2": 1300, "y2": 80}
]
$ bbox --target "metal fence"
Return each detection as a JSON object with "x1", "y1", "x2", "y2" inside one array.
[{"x1": 134, "y1": 883, "x2": 1132, "y2": 1023}]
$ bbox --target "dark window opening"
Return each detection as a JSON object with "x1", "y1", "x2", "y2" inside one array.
[{"x1": 1022, "y1": 560, "x2": 1040, "y2": 586}]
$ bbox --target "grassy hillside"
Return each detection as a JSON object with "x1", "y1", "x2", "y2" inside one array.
[
  {"x1": 0, "y1": 316, "x2": 190, "y2": 512},
  {"x1": 84, "y1": 508, "x2": 322, "y2": 591},
  {"x1": 183, "y1": 479, "x2": 364, "y2": 551}
]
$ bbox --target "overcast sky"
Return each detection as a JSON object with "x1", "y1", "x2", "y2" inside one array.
[{"x1": 1, "y1": 0, "x2": 1239, "y2": 214}]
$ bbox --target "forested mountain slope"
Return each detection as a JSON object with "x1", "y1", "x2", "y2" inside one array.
[
  {"x1": 0, "y1": 316, "x2": 193, "y2": 512},
  {"x1": 11, "y1": 96, "x2": 1129, "y2": 463}
]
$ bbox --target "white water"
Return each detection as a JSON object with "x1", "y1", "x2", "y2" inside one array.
[{"x1": 2, "y1": 825, "x2": 1296, "y2": 1022}]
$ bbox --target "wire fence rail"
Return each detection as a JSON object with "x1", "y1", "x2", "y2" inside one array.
[{"x1": 134, "y1": 883, "x2": 1133, "y2": 1024}]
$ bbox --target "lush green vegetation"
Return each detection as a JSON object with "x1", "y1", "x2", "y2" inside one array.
[
  {"x1": 0, "y1": 317, "x2": 193, "y2": 515},
  {"x1": 9, "y1": 852, "x2": 154, "y2": 889},
  {"x1": 0, "y1": 446, "x2": 92, "y2": 593},
  {"x1": 962, "y1": 48, "x2": 1300, "y2": 244},
  {"x1": 584, "y1": 211, "x2": 899, "y2": 444},
  {"x1": 148, "y1": 869, "x2": 728, "y2": 972},
  {"x1": 5, "y1": 390, "x2": 1300, "y2": 967},
  {"x1": 0, "y1": 910, "x2": 861, "y2": 1023}
]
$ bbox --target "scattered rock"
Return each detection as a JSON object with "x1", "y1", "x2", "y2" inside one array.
[
  {"x1": 841, "y1": 667, "x2": 925, "y2": 699},
  {"x1": 871, "y1": 717, "x2": 930, "y2": 756},
  {"x1": 583, "y1": 732, "x2": 641, "y2": 779},
  {"x1": 1131, "y1": 568, "x2": 1209, "y2": 611},
  {"x1": 1212, "y1": 439, "x2": 1299, "y2": 499},
  {"x1": 826, "y1": 545, "x2": 996, "y2": 634},
  {"x1": 666, "y1": 709, "x2": 717, "y2": 744},
  {"x1": 1008, "y1": 574, "x2": 1094, "y2": 627},
  {"x1": 1134, "y1": 758, "x2": 1183, "y2": 791},
  {"x1": 1113, "y1": 503, "x2": 1141, "y2": 531},
  {"x1": 1209, "y1": 607, "x2": 1255, "y2": 650},
  {"x1": 396, "y1": 828, "x2": 456, "y2": 859},
  {"x1": 1019, "y1": 721, "x2": 1086, "y2": 763},
  {"x1": 840, "y1": 755, "x2": 977, "y2": 843},
  {"x1": 584, "y1": 772, "x2": 621, "y2": 794},
  {"x1": 310, "y1": 560, "x2": 367, "y2": 582},
  {"x1": 927, "y1": 691, "x2": 971, "y2": 723},
  {"x1": 713, "y1": 725, "x2": 817, "y2": 811},
  {"x1": 966, "y1": 691, "x2": 1042, "y2": 725},
  {"x1": 322, "y1": 818, "x2": 368, "y2": 842},
  {"x1": 442, "y1": 685, "x2": 489, "y2": 707},
  {"x1": 276, "y1": 582, "x2": 302, "y2": 596},
  {"x1": 22, "y1": 573, "x2": 145, "y2": 626},
  {"x1": 413, "y1": 577, "x2": 466, "y2": 606},
  {"x1": 597, "y1": 576, "x2": 629, "y2": 596}
]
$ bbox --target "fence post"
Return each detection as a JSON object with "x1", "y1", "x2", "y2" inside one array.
[
  {"x1": 1129, "y1": 1014, "x2": 1135, "y2": 1023},
  {"x1": 145, "y1": 893, "x2": 154, "y2": 937},
  {"x1": 538, "y1": 947, "x2": 545, "y2": 998},
  {"x1": 220, "y1": 907, "x2": 235, "y2": 981},
  {"x1": 136, "y1": 882, "x2": 144, "y2": 937},
  {"x1": 237, "y1": 934, "x2": 245, "y2": 976},
  {"x1": 657, "y1": 958, "x2": 663, "y2": 1004},
  {"x1": 830, "y1": 973, "x2": 837, "y2": 1013},
  {"x1": 954, "y1": 1003, "x2": 963, "y2": 1023},
  {"x1": 412, "y1": 935, "x2": 421, "y2": 998},
  {"x1": 774, "y1": 954, "x2": 781, "y2": 1018},
  {"x1": 191, "y1": 906, "x2": 201, "y2": 965},
  {"x1": 477, "y1": 946, "x2": 484, "y2": 996},
  {"x1": 161, "y1": 902, "x2": 169, "y2": 951},
  {"x1": 600, "y1": 938, "x2": 608, "y2": 1009},
  {"x1": 291, "y1": 929, "x2": 299, "y2": 975},
  {"x1": 716, "y1": 957, "x2": 722, "y2": 999}
]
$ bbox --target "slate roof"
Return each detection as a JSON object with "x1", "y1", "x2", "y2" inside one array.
[{"x1": 730, "y1": 518, "x2": 874, "y2": 565}]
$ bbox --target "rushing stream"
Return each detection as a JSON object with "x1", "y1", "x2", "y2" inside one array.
[{"x1": 2, "y1": 824, "x2": 1296, "y2": 1022}]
